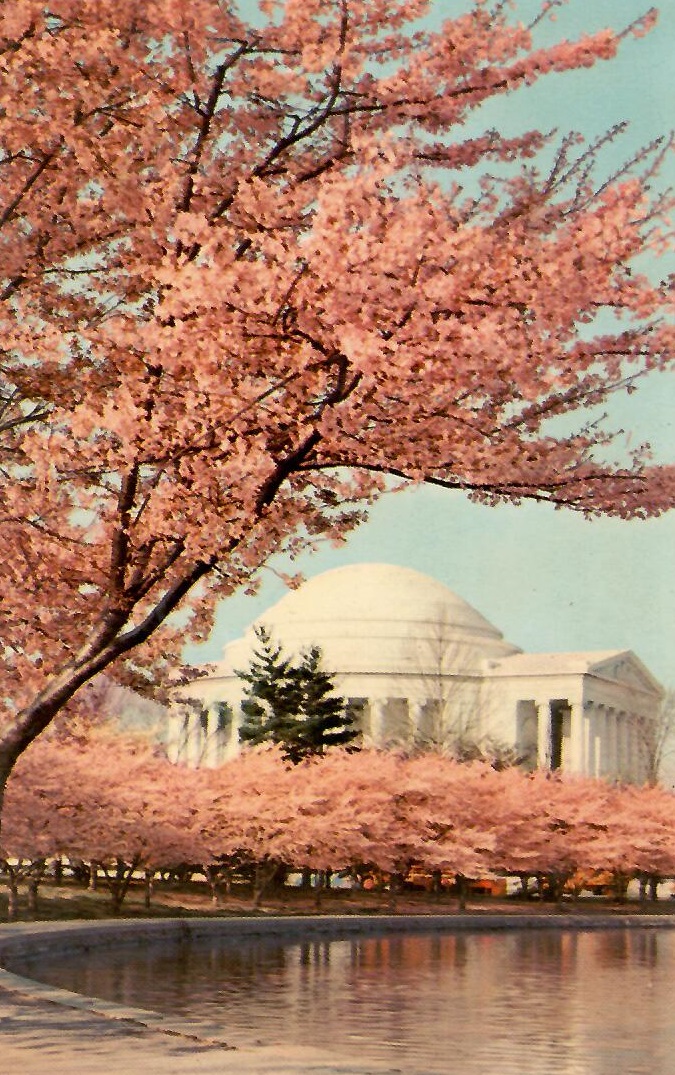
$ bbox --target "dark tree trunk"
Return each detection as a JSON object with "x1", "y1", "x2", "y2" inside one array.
[
  {"x1": 26, "y1": 862, "x2": 46, "y2": 915},
  {"x1": 456, "y1": 874, "x2": 468, "y2": 913},
  {"x1": 612, "y1": 872, "x2": 629, "y2": 903},
  {"x1": 102, "y1": 858, "x2": 138, "y2": 913},
  {"x1": 0, "y1": 766, "x2": 9, "y2": 850},
  {"x1": 431, "y1": 869, "x2": 443, "y2": 896},
  {"x1": 269, "y1": 863, "x2": 288, "y2": 892},
  {"x1": 387, "y1": 872, "x2": 404, "y2": 913},
  {"x1": 314, "y1": 869, "x2": 328, "y2": 910},
  {"x1": 222, "y1": 866, "x2": 234, "y2": 897},
  {"x1": 5, "y1": 874, "x2": 19, "y2": 921},
  {"x1": 27, "y1": 876, "x2": 39, "y2": 914},
  {"x1": 205, "y1": 864, "x2": 223, "y2": 905},
  {"x1": 251, "y1": 861, "x2": 279, "y2": 910},
  {"x1": 143, "y1": 869, "x2": 154, "y2": 909}
]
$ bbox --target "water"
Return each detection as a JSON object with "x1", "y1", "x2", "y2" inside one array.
[{"x1": 15, "y1": 927, "x2": 675, "y2": 1074}]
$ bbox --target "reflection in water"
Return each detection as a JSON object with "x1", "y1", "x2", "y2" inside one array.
[{"x1": 15, "y1": 927, "x2": 675, "y2": 1074}]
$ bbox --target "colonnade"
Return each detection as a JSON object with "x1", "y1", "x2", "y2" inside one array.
[
  {"x1": 365, "y1": 697, "x2": 422, "y2": 747},
  {"x1": 587, "y1": 702, "x2": 643, "y2": 781},
  {"x1": 167, "y1": 693, "x2": 648, "y2": 782},
  {"x1": 167, "y1": 695, "x2": 460, "y2": 765},
  {"x1": 361, "y1": 696, "x2": 476, "y2": 749},
  {"x1": 167, "y1": 704, "x2": 238, "y2": 767},
  {"x1": 532, "y1": 698, "x2": 644, "y2": 781}
]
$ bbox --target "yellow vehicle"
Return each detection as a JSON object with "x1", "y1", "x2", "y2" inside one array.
[{"x1": 564, "y1": 870, "x2": 616, "y2": 897}]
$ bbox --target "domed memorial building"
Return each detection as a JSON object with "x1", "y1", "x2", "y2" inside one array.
[{"x1": 168, "y1": 563, "x2": 663, "y2": 782}]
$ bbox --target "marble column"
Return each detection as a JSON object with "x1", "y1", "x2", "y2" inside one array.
[
  {"x1": 409, "y1": 700, "x2": 426, "y2": 746},
  {"x1": 625, "y1": 716, "x2": 638, "y2": 782},
  {"x1": 182, "y1": 709, "x2": 202, "y2": 769},
  {"x1": 592, "y1": 705, "x2": 602, "y2": 778},
  {"x1": 596, "y1": 707, "x2": 606, "y2": 776},
  {"x1": 228, "y1": 708, "x2": 241, "y2": 758},
  {"x1": 536, "y1": 700, "x2": 551, "y2": 769},
  {"x1": 606, "y1": 708, "x2": 618, "y2": 778},
  {"x1": 203, "y1": 707, "x2": 221, "y2": 768},
  {"x1": 568, "y1": 703, "x2": 585, "y2": 774},
  {"x1": 582, "y1": 703, "x2": 596, "y2": 777},
  {"x1": 166, "y1": 707, "x2": 187, "y2": 764},
  {"x1": 369, "y1": 698, "x2": 387, "y2": 748},
  {"x1": 619, "y1": 713, "x2": 627, "y2": 782}
]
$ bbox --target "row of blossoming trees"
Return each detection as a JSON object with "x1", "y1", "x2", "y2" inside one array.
[{"x1": 2, "y1": 734, "x2": 675, "y2": 917}]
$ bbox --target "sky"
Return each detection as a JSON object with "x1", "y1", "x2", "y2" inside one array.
[{"x1": 186, "y1": 1, "x2": 675, "y2": 688}]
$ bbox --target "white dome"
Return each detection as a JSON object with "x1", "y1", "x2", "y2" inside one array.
[{"x1": 219, "y1": 563, "x2": 520, "y2": 677}]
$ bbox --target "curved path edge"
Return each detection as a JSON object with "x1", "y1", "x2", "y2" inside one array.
[{"x1": 1, "y1": 913, "x2": 674, "y2": 1075}]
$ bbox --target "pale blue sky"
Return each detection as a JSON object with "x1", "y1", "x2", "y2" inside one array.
[{"x1": 187, "y1": 1, "x2": 675, "y2": 686}]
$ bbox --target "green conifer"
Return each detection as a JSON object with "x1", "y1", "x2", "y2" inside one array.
[{"x1": 236, "y1": 626, "x2": 358, "y2": 762}]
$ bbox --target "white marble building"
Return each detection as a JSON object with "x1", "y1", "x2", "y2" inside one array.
[{"x1": 169, "y1": 563, "x2": 663, "y2": 782}]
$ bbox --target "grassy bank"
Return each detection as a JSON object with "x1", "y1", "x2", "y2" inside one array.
[{"x1": 2, "y1": 876, "x2": 675, "y2": 923}]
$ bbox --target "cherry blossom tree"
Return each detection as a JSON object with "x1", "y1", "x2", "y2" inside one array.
[
  {"x1": 406, "y1": 755, "x2": 506, "y2": 907},
  {"x1": 8, "y1": 739, "x2": 675, "y2": 917},
  {"x1": 197, "y1": 746, "x2": 309, "y2": 907},
  {"x1": 585, "y1": 781, "x2": 675, "y2": 899},
  {"x1": 489, "y1": 768, "x2": 616, "y2": 899},
  {"x1": 2, "y1": 732, "x2": 204, "y2": 913},
  {"x1": 293, "y1": 748, "x2": 423, "y2": 897},
  {"x1": 0, "y1": 736, "x2": 82, "y2": 918},
  {"x1": 196, "y1": 749, "x2": 524, "y2": 908},
  {"x1": 194, "y1": 747, "x2": 422, "y2": 906},
  {"x1": 1, "y1": 1, "x2": 673, "y2": 811}
]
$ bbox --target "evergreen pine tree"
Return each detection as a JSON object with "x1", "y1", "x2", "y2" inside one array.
[
  {"x1": 237, "y1": 626, "x2": 302, "y2": 749},
  {"x1": 236, "y1": 627, "x2": 358, "y2": 762},
  {"x1": 286, "y1": 646, "x2": 359, "y2": 763}
]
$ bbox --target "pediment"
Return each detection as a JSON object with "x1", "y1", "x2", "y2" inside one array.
[{"x1": 590, "y1": 652, "x2": 663, "y2": 697}]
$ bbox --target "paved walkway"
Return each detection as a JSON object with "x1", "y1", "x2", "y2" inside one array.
[
  {"x1": 2, "y1": 913, "x2": 674, "y2": 1074},
  {"x1": 0, "y1": 986, "x2": 395, "y2": 1075}
]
